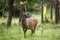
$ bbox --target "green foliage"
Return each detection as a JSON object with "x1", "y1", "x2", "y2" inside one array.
[
  {"x1": 0, "y1": 0, "x2": 53, "y2": 18},
  {"x1": 0, "y1": 18, "x2": 60, "y2": 40},
  {"x1": 0, "y1": 12, "x2": 60, "y2": 40}
]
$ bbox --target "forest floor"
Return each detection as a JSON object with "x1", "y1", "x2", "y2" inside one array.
[{"x1": 0, "y1": 13, "x2": 60, "y2": 40}]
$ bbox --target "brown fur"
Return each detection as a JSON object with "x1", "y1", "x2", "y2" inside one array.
[{"x1": 21, "y1": 14, "x2": 38, "y2": 38}]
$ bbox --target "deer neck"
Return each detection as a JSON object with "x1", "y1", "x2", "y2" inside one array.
[{"x1": 22, "y1": 18, "x2": 26, "y2": 25}]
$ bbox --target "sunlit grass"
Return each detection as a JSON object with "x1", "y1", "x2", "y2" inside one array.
[{"x1": 0, "y1": 13, "x2": 60, "y2": 40}]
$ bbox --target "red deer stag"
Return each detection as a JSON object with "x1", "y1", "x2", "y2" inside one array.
[{"x1": 21, "y1": 14, "x2": 38, "y2": 38}]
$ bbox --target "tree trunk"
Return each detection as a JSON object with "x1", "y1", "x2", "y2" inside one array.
[
  {"x1": 55, "y1": 0, "x2": 59, "y2": 24},
  {"x1": 7, "y1": 0, "x2": 14, "y2": 26},
  {"x1": 19, "y1": 11, "x2": 23, "y2": 26},
  {"x1": 0, "y1": 3, "x2": 3, "y2": 17},
  {"x1": 41, "y1": 0, "x2": 43, "y2": 23},
  {"x1": 58, "y1": 0, "x2": 60, "y2": 23},
  {"x1": 50, "y1": 0, "x2": 53, "y2": 23}
]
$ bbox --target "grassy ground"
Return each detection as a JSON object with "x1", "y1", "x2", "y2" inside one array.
[{"x1": 0, "y1": 13, "x2": 60, "y2": 40}]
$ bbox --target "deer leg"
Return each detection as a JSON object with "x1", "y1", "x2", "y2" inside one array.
[
  {"x1": 31, "y1": 28, "x2": 34, "y2": 36},
  {"x1": 31, "y1": 30, "x2": 34, "y2": 36},
  {"x1": 23, "y1": 28, "x2": 27, "y2": 38},
  {"x1": 34, "y1": 24, "x2": 37, "y2": 33},
  {"x1": 31, "y1": 25, "x2": 36, "y2": 35}
]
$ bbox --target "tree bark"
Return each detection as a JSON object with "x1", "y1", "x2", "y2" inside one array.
[
  {"x1": 50, "y1": 0, "x2": 53, "y2": 23},
  {"x1": 7, "y1": 0, "x2": 14, "y2": 26},
  {"x1": 19, "y1": 11, "x2": 23, "y2": 26},
  {"x1": 41, "y1": 0, "x2": 43, "y2": 23},
  {"x1": 58, "y1": 0, "x2": 60, "y2": 23},
  {"x1": 55, "y1": 0, "x2": 59, "y2": 24}
]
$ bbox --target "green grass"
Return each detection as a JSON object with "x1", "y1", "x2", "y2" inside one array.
[
  {"x1": 0, "y1": 12, "x2": 60, "y2": 40},
  {"x1": 0, "y1": 22, "x2": 60, "y2": 40}
]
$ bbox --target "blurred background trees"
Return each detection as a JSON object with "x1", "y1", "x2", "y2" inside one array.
[{"x1": 0, "y1": 0, "x2": 60, "y2": 26}]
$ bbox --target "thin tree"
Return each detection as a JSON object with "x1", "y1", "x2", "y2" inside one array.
[
  {"x1": 41, "y1": 0, "x2": 44, "y2": 39},
  {"x1": 0, "y1": 2, "x2": 3, "y2": 17},
  {"x1": 50, "y1": 0, "x2": 53, "y2": 23},
  {"x1": 41, "y1": 0, "x2": 44, "y2": 23},
  {"x1": 19, "y1": 9, "x2": 23, "y2": 26},
  {"x1": 7, "y1": 0, "x2": 14, "y2": 26},
  {"x1": 55, "y1": 0, "x2": 59, "y2": 24},
  {"x1": 19, "y1": 1, "x2": 27, "y2": 26},
  {"x1": 57, "y1": 0, "x2": 60, "y2": 23}
]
